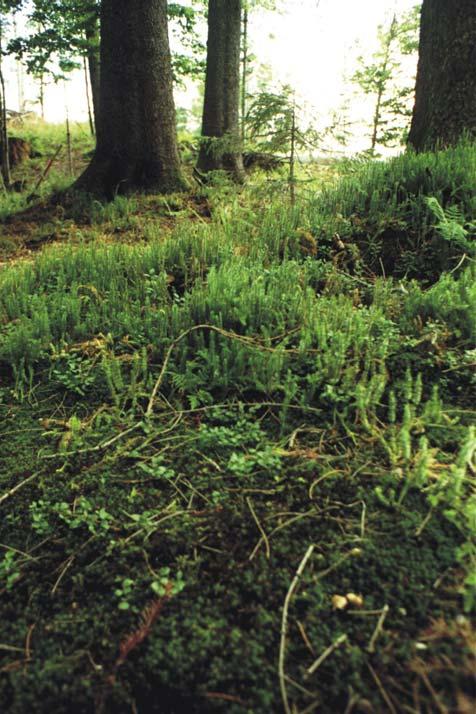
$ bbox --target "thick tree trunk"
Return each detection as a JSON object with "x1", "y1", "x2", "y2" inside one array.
[
  {"x1": 76, "y1": 0, "x2": 185, "y2": 198},
  {"x1": 197, "y1": 0, "x2": 245, "y2": 181},
  {"x1": 408, "y1": 0, "x2": 476, "y2": 151}
]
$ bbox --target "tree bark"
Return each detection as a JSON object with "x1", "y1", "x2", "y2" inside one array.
[
  {"x1": 408, "y1": 0, "x2": 476, "y2": 151},
  {"x1": 197, "y1": 0, "x2": 245, "y2": 181},
  {"x1": 76, "y1": 0, "x2": 185, "y2": 198}
]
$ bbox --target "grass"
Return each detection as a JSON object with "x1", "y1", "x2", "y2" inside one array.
[{"x1": 0, "y1": 133, "x2": 475, "y2": 713}]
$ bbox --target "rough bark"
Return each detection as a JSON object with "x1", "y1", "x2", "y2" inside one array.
[
  {"x1": 408, "y1": 0, "x2": 476, "y2": 151},
  {"x1": 76, "y1": 0, "x2": 185, "y2": 198},
  {"x1": 197, "y1": 0, "x2": 245, "y2": 181}
]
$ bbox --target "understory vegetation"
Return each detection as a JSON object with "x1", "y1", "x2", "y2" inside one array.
[{"x1": 0, "y1": 135, "x2": 475, "y2": 713}]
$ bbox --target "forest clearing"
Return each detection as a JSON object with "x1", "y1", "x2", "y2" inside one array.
[{"x1": 0, "y1": 1, "x2": 475, "y2": 713}]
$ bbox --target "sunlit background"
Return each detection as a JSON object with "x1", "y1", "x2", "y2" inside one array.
[{"x1": 3, "y1": 0, "x2": 419, "y2": 154}]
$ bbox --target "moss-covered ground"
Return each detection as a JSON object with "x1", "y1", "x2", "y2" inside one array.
[{"x1": 0, "y1": 130, "x2": 475, "y2": 713}]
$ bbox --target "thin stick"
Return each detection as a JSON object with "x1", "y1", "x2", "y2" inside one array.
[
  {"x1": 0, "y1": 644, "x2": 25, "y2": 653},
  {"x1": 415, "y1": 506, "x2": 434, "y2": 537},
  {"x1": 315, "y1": 548, "x2": 362, "y2": 582},
  {"x1": 278, "y1": 545, "x2": 315, "y2": 714},
  {"x1": 28, "y1": 144, "x2": 62, "y2": 199},
  {"x1": 297, "y1": 620, "x2": 315, "y2": 656},
  {"x1": 41, "y1": 423, "x2": 141, "y2": 459},
  {"x1": 306, "y1": 633, "x2": 347, "y2": 677},
  {"x1": 416, "y1": 668, "x2": 448, "y2": 714},
  {"x1": 24, "y1": 623, "x2": 35, "y2": 662},
  {"x1": 51, "y1": 555, "x2": 74, "y2": 595},
  {"x1": 367, "y1": 662, "x2": 397, "y2": 714},
  {"x1": 367, "y1": 604, "x2": 389, "y2": 653},
  {"x1": 64, "y1": 85, "x2": 73, "y2": 176},
  {"x1": 299, "y1": 700, "x2": 320, "y2": 714},
  {"x1": 0, "y1": 543, "x2": 39, "y2": 561},
  {"x1": 250, "y1": 511, "x2": 316, "y2": 560},
  {"x1": 283, "y1": 673, "x2": 317, "y2": 698},
  {"x1": 359, "y1": 500, "x2": 367, "y2": 539},
  {"x1": 0, "y1": 472, "x2": 41, "y2": 507},
  {"x1": 246, "y1": 497, "x2": 270, "y2": 559}
]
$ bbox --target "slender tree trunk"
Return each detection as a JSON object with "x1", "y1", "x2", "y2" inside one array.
[
  {"x1": 76, "y1": 0, "x2": 185, "y2": 198},
  {"x1": 85, "y1": 18, "x2": 101, "y2": 133},
  {"x1": 0, "y1": 22, "x2": 10, "y2": 189},
  {"x1": 197, "y1": 0, "x2": 245, "y2": 181},
  {"x1": 370, "y1": 16, "x2": 396, "y2": 153},
  {"x1": 408, "y1": 0, "x2": 476, "y2": 151},
  {"x1": 241, "y1": 8, "x2": 248, "y2": 143},
  {"x1": 289, "y1": 96, "x2": 296, "y2": 206},
  {"x1": 83, "y1": 56, "x2": 95, "y2": 136},
  {"x1": 38, "y1": 74, "x2": 45, "y2": 121},
  {"x1": 36, "y1": 24, "x2": 46, "y2": 122},
  {"x1": 13, "y1": 18, "x2": 25, "y2": 112}
]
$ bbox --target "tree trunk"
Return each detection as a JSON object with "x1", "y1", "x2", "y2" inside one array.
[
  {"x1": 370, "y1": 15, "x2": 397, "y2": 153},
  {"x1": 241, "y1": 8, "x2": 248, "y2": 142},
  {"x1": 408, "y1": 0, "x2": 476, "y2": 151},
  {"x1": 0, "y1": 21, "x2": 10, "y2": 189},
  {"x1": 83, "y1": 55, "x2": 95, "y2": 136},
  {"x1": 85, "y1": 18, "x2": 101, "y2": 134},
  {"x1": 197, "y1": 0, "x2": 245, "y2": 181},
  {"x1": 76, "y1": 0, "x2": 185, "y2": 198}
]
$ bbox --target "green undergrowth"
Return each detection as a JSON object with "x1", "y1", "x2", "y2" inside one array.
[
  {"x1": 0, "y1": 145, "x2": 475, "y2": 713},
  {"x1": 309, "y1": 140, "x2": 476, "y2": 280}
]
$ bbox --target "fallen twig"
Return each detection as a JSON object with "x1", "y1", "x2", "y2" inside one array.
[
  {"x1": 279, "y1": 544, "x2": 315, "y2": 714},
  {"x1": 28, "y1": 144, "x2": 62, "y2": 200},
  {"x1": 367, "y1": 604, "x2": 389, "y2": 653},
  {"x1": 315, "y1": 547, "x2": 362, "y2": 582},
  {"x1": 305, "y1": 633, "x2": 348, "y2": 677},
  {"x1": 246, "y1": 497, "x2": 270, "y2": 559},
  {"x1": 24, "y1": 623, "x2": 35, "y2": 663},
  {"x1": 0, "y1": 472, "x2": 42, "y2": 507},
  {"x1": 367, "y1": 662, "x2": 397, "y2": 714},
  {"x1": 51, "y1": 555, "x2": 75, "y2": 595},
  {"x1": 416, "y1": 666, "x2": 448, "y2": 714}
]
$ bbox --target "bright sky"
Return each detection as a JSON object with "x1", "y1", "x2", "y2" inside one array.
[
  {"x1": 4, "y1": 0, "x2": 419, "y2": 152},
  {"x1": 252, "y1": 0, "x2": 417, "y2": 107}
]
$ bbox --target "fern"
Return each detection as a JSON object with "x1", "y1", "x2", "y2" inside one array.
[{"x1": 426, "y1": 196, "x2": 475, "y2": 253}]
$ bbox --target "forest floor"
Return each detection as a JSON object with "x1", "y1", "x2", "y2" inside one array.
[{"x1": 0, "y1": 125, "x2": 475, "y2": 713}]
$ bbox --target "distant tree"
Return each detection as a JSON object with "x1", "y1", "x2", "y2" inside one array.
[
  {"x1": 8, "y1": 1, "x2": 204, "y2": 131},
  {"x1": 352, "y1": 7, "x2": 420, "y2": 154},
  {"x1": 75, "y1": 0, "x2": 185, "y2": 198},
  {"x1": 408, "y1": 0, "x2": 476, "y2": 151},
  {"x1": 0, "y1": 1, "x2": 22, "y2": 188},
  {"x1": 0, "y1": 15, "x2": 10, "y2": 187},
  {"x1": 8, "y1": 1, "x2": 100, "y2": 125},
  {"x1": 197, "y1": 0, "x2": 245, "y2": 181}
]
